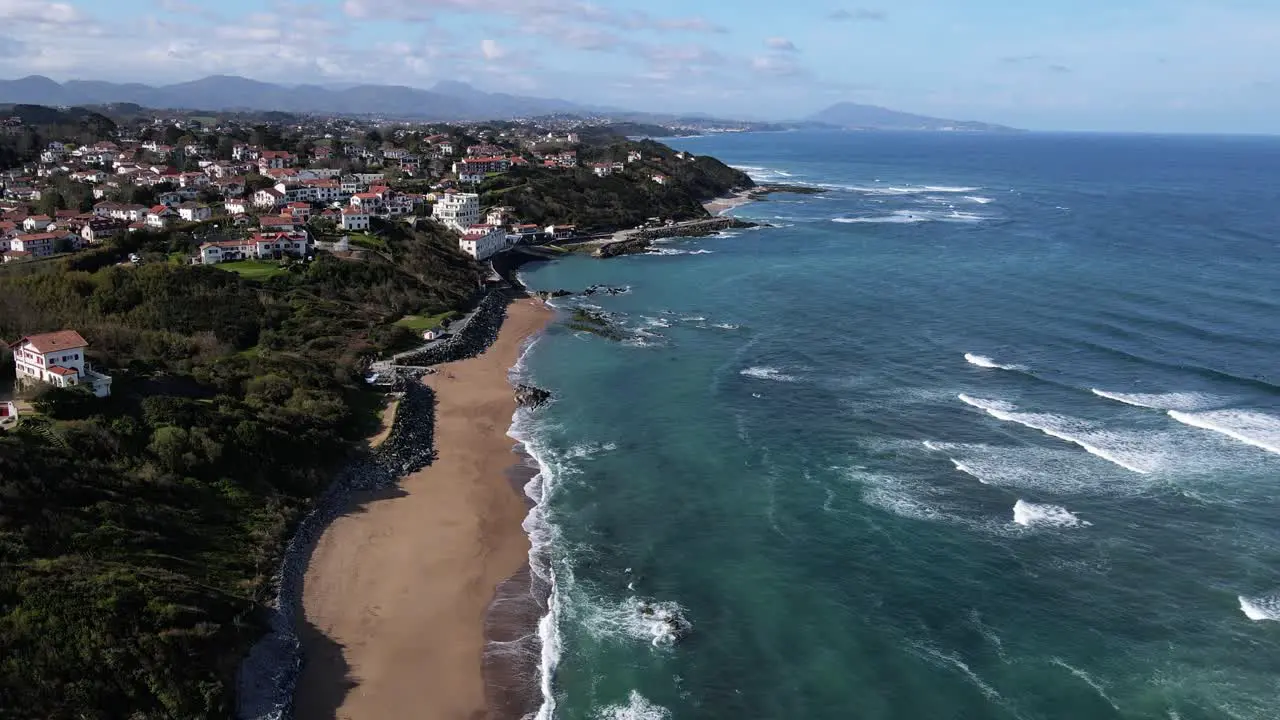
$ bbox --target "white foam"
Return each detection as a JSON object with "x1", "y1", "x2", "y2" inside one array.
[
  {"x1": 564, "y1": 442, "x2": 618, "y2": 460},
  {"x1": 582, "y1": 596, "x2": 692, "y2": 648},
  {"x1": 1013, "y1": 500, "x2": 1090, "y2": 528},
  {"x1": 951, "y1": 459, "x2": 989, "y2": 484},
  {"x1": 1050, "y1": 658, "x2": 1119, "y2": 710},
  {"x1": 710, "y1": 323, "x2": 740, "y2": 330},
  {"x1": 1091, "y1": 389, "x2": 1223, "y2": 412},
  {"x1": 833, "y1": 184, "x2": 981, "y2": 196},
  {"x1": 833, "y1": 209, "x2": 989, "y2": 224},
  {"x1": 957, "y1": 395, "x2": 1158, "y2": 474},
  {"x1": 964, "y1": 352, "x2": 1025, "y2": 371},
  {"x1": 740, "y1": 366, "x2": 797, "y2": 382},
  {"x1": 647, "y1": 248, "x2": 714, "y2": 256},
  {"x1": 1239, "y1": 595, "x2": 1280, "y2": 621},
  {"x1": 965, "y1": 196, "x2": 995, "y2": 204},
  {"x1": 640, "y1": 316, "x2": 671, "y2": 329},
  {"x1": 1168, "y1": 409, "x2": 1280, "y2": 457},
  {"x1": 594, "y1": 691, "x2": 672, "y2": 720},
  {"x1": 956, "y1": 394, "x2": 1017, "y2": 413},
  {"x1": 911, "y1": 643, "x2": 1002, "y2": 702}
]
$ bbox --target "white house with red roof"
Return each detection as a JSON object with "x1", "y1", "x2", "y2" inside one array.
[
  {"x1": 258, "y1": 150, "x2": 295, "y2": 170},
  {"x1": 340, "y1": 206, "x2": 369, "y2": 231},
  {"x1": 253, "y1": 187, "x2": 285, "y2": 210},
  {"x1": 459, "y1": 224, "x2": 507, "y2": 260},
  {"x1": 146, "y1": 205, "x2": 177, "y2": 229},
  {"x1": 9, "y1": 330, "x2": 112, "y2": 397}
]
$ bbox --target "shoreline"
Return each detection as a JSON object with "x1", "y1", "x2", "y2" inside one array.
[
  {"x1": 703, "y1": 188, "x2": 756, "y2": 215},
  {"x1": 294, "y1": 298, "x2": 554, "y2": 720}
]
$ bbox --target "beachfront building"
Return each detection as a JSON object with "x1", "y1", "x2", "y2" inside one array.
[
  {"x1": 9, "y1": 330, "x2": 113, "y2": 397},
  {"x1": 432, "y1": 192, "x2": 480, "y2": 233},
  {"x1": 459, "y1": 224, "x2": 507, "y2": 260}
]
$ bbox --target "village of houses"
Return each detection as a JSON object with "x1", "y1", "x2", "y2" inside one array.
[
  {"x1": 0, "y1": 114, "x2": 683, "y2": 272},
  {"x1": 0, "y1": 112, "x2": 694, "y2": 420}
]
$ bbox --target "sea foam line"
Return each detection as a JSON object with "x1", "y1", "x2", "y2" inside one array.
[
  {"x1": 1167, "y1": 409, "x2": 1280, "y2": 457},
  {"x1": 1090, "y1": 389, "x2": 1222, "y2": 412},
  {"x1": 964, "y1": 353, "x2": 1026, "y2": 371},
  {"x1": 957, "y1": 394, "x2": 1154, "y2": 474}
]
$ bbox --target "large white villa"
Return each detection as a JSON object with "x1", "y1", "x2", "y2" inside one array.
[{"x1": 9, "y1": 330, "x2": 113, "y2": 397}]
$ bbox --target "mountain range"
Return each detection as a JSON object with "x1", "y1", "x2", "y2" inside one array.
[
  {"x1": 0, "y1": 75, "x2": 1014, "y2": 130},
  {"x1": 804, "y1": 102, "x2": 1013, "y2": 132},
  {"x1": 0, "y1": 75, "x2": 595, "y2": 120}
]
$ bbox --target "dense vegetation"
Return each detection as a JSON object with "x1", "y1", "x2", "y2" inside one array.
[
  {"x1": 479, "y1": 140, "x2": 753, "y2": 232},
  {"x1": 0, "y1": 222, "x2": 479, "y2": 718},
  {"x1": 0, "y1": 106, "x2": 117, "y2": 171}
]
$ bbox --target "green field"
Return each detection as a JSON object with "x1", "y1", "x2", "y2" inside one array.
[
  {"x1": 394, "y1": 310, "x2": 457, "y2": 332},
  {"x1": 214, "y1": 260, "x2": 288, "y2": 280},
  {"x1": 348, "y1": 233, "x2": 388, "y2": 251}
]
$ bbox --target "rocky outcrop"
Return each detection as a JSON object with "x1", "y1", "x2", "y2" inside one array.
[
  {"x1": 582, "y1": 284, "x2": 629, "y2": 296},
  {"x1": 533, "y1": 289, "x2": 573, "y2": 301},
  {"x1": 596, "y1": 235, "x2": 651, "y2": 258},
  {"x1": 594, "y1": 217, "x2": 759, "y2": 258},
  {"x1": 514, "y1": 384, "x2": 551, "y2": 409}
]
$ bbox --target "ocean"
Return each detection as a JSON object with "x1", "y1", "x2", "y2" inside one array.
[{"x1": 510, "y1": 131, "x2": 1280, "y2": 720}]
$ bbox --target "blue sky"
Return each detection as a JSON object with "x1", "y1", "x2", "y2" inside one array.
[{"x1": 2, "y1": 0, "x2": 1280, "y2": 132}]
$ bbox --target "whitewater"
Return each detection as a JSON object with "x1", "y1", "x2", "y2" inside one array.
[{"x1": 509, "y1": 130, "x2": 1280, "y2": 720}]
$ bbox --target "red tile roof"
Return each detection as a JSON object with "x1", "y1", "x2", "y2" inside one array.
[
  {"x1": 47, "y1": 365, "x2": 78, "y2": 377},
  {"x1": 10, "y1": 330, "x2": 88, "y2": 353}
]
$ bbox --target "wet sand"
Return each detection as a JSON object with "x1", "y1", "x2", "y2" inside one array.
[
  {"x1": 296, "y1": 298, "x2": 554, "y2": 720},
  {"x1": 703, "y1": 189, "x2": 755, "y2": 215}
]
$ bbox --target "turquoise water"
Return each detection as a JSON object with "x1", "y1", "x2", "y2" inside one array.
[{"x1": 513, "y1": 131, "x2": 1280, "y2": 720}]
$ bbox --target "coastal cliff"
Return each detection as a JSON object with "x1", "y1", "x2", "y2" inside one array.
[{"x1": 480, "y1": 139, "x2": 753, "y2": 232}]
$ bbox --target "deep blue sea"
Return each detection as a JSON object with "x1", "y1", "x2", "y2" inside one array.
[{"x1": 511, "y1": 131, "x2": 1280, "y2": 720}]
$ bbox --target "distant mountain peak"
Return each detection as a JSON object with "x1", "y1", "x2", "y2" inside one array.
[{"x1": 807, "y1": 101, "x2": 1014, "y2": 132}]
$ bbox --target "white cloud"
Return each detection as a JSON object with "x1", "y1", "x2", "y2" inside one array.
[
  {"x1": 341, "y1": 0, "x2": 722, "y2": 33},
  {"x1": 751, "y1": 54, "x2": 803, "y2": 77},
  {"x1": 0, "y1": 0, "x2": 83, "y2": 25},
  {"x1": 828, "y1": 8, "x2": 887, "y2": 22},
  {"x1": 766, "y1": 37, "x2": 798, "y2": 52},
  {"x1": 481, "y1": 39, "x2": 506, "y2": 60}
]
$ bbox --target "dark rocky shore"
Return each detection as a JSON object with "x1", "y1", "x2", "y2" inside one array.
[{"x1": 236, "y1": 290, "x2": 517, "y2": 720}]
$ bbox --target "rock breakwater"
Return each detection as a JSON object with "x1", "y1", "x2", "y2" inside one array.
[
  {"x1": 236, "y1": 293, "x2": 518, "y2": 720},
  {"x1": 236, "y1": 378, "x2": 438, "y2": 720}
]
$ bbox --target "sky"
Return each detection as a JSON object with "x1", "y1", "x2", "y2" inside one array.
[{"x1": 2, "y1": 0, "x2": 1280, "y2": 133}]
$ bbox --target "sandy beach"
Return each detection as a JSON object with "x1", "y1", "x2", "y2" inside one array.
[
  {"x1": 703, "y1": 189, "x2": 755, "y2": 215},
  {"x1": 295, "y1": 297, "x2": 554, "y2": 720}
]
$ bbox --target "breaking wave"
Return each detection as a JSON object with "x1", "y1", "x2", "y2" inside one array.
[
  {"x1": 1013, "y1": 500, "x2": 1090, "y2": 529},
  {"x1": 740, "y1": 366, "x2": 797, "y2": 382},
  {"x1": 964, "y1": 353, "x2": 1026, "y2": 371},
  {"x1": 832, "y1": 210, "x2": 990, "y2": 224},
  {"x1": 831, "y1": 184, "x2": 981, "y2": 196},
  {"x1": 957, "y1": 394, "x2": 1160, "y2": 474},
  {"x1": 594, "y1": 690, "x2": 672, "y2": 720},
  {"x1": 647, "y1": 248, "x2": 714, "y2": 256},
  {"x1": 1167, "y1": 409, "x2": 1280, "y2": 457},
  {"x1": 1239, "y1": 595, "x2": 1280, "y2": 621},
  {"x1": 1090, "y1": 389, "x2": 1223, "y2": 412}
]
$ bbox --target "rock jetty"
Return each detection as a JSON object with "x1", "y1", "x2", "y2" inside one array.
[{"x1": 595, "y1": 217, "x2": 758, "y2": 258}]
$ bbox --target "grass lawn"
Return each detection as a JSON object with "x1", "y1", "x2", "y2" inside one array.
[
  {"x1": 215, "y1": 260, "x2": 288, "y2": 281},
  {"x1": 394, "y1": 311, "x2": 457, "y2": 332},
  {"x1": 348, "y1": 233, "x2": 387, "y2": 251}
]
